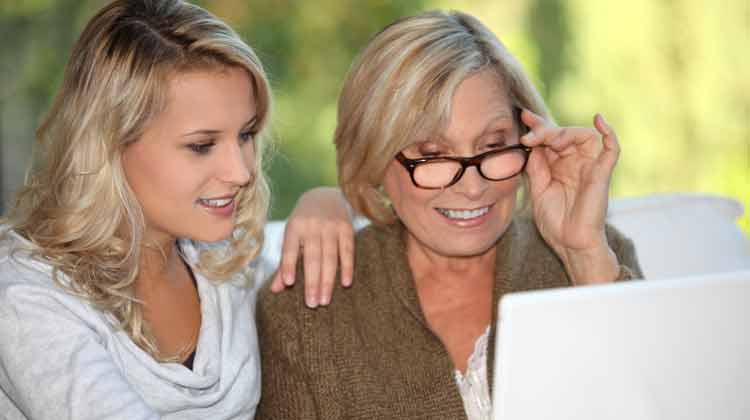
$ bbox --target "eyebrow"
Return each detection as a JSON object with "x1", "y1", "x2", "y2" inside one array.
[
  {"x1": 477, "y1": 113, "x2": 515, "y2": 136},
  {"x1": 181, "y1": 116, "x2": 258, "y2": 137}
]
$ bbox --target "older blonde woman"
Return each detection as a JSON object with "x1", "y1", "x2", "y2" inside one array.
[
  {"x1": 0, "y1": 1, "x2": 354, "y2": 418},
  {"x1": 257, "y1": 10, "x2": 642, "y2": 420}
]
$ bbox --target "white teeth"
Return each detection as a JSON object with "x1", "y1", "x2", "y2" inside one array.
[
  {"x1": 437, "y1": 206, "x2": 490, "y2": 220},
  {"x1": 199, "y1": 198, "x2": 233, "y2": 208}
]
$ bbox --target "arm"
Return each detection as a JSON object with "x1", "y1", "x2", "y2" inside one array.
[
  {"x1": 520, "y1": 110, "x2": 629, "y2": 285},
  {"x1": 255, "y1": 290, "x2": 319, "y2": 420},
  {"x1": 270, "y1": 187, "x2": 354, "y2": 308},
  {"x1": 0, "y1": 288, "x2": 159, "y2": 420}
]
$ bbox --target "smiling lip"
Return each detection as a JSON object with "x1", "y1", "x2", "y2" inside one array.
[
  {"x1": 435, "y1": 204, "x2": 493, "y2": 227},
  {"x1": 198, "y1": 194, "x2": 237, "y2": 217}
]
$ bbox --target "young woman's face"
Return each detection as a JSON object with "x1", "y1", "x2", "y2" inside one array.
[
  {"x1": 122, "y1": 66, "x2": 257, "y2": 246},
  {"x1": 382, "y1": 70, "x2": 523, "y2": 259}
]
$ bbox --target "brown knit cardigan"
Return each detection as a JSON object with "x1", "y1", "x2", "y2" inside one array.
[{"x1": 256, "y1": 217, "x2": 642, "y2": 420}]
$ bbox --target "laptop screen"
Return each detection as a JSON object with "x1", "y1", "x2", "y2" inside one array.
[{"x1": 492, "y1": 270, "x2": 750, "y2": 420}]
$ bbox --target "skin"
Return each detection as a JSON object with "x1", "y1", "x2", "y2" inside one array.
[
  {"x1": 122, "y1": 66, "x2": 256, "y2": 359},
  {"x1": 269, "y1": 187, "x2": 355, "y2": 307},
  {"x1": 383, "y1": 69, "x2": 622, "y2": 372},
  {"x1": 121, "y1": 66, "x2": 354, "y2": 358},
  {"x1": 383, "y1": 70, "x2": 520, "y2": 372},
  {"x1": 521, "y1": 109, "x2": 621, "y2": 284}
]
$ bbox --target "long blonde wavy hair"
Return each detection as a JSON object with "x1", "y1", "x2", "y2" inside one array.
[{"x1": 2, "y1": 0, "x2": 272, "y2": 358}]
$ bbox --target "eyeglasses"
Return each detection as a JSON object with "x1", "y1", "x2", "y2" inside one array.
[{"x1": 395, "y1": 144, "x2": 531, "y2": 189}]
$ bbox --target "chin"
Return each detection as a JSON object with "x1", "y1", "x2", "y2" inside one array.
[{"x1": 443, "y1": 242, "x2": 497, "y2": 258}]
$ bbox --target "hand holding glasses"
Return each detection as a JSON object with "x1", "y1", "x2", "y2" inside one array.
[
  {"x1": 519, "y1": 108, "x2": 622, "y2": 285},
  {"x1": 393, "y1": 106, "x2": 623, "y2": 284}
]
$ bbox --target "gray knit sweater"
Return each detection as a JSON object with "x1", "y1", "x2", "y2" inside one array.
[{"x1": 256, "y1": 217, "x2": 642, "y2": 420}]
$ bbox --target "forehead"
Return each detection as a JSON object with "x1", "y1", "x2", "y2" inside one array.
[
  {"x1": 410, "y1": 70, "x2": 514, "y2": 147},
  {"x1": 168, "y1": 66, "x2": 254, "y2": 105},
  {"x1": 159, "y1": 66, "x2": 256, "y2": 124}
]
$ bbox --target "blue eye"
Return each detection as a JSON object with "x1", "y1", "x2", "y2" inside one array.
[
  {"x1": 188, "y1": 142, "x2": 215, "y2": 155},
  {"x1": 239, "y1": 130, "x2": 255, "y2": 143}
]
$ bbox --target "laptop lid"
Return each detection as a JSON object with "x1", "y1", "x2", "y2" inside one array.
[{"x1": 492, "y1": 270, "x2": 750, "y2": 420}]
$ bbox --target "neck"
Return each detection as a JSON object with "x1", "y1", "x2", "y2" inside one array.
[{"x1": 137, "y1": 239, "x2": 186, "y2": 294}]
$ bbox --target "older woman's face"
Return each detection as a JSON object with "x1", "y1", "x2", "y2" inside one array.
[{"x1": 382, "y1": 70, "x2": 522, "y2": 258}]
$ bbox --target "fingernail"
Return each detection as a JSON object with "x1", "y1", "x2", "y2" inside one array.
[
  {"x1": 319, "y1": 296, "x2": 330, "y2": 306},
  {"x1": 597, "y1": 113, "x2": 608, "y2": 125},
  {"x1": 342, "y1": 277, "x2": 352, "y2": 287},
  {"x1": 283, "y1": 273, "x2": 293, "y2": 285},
  {"x1": 597, "y1": 114, "x2": 612, "y2": 133},
  {"x1": 306, "y1": 297, "x2": 318, "y2": 308}
]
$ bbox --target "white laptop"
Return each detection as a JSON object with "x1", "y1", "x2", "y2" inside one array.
[{"x1": 492, "y1": 270, "x2": 750, "y2": 420}]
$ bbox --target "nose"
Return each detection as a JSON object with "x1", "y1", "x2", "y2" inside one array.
[
  {"x1": 451, "y1": 165, "x2": 488, "y2": 199},
  {"x1": 219, "y1": 141, "x2": 253, "y2": 186}
]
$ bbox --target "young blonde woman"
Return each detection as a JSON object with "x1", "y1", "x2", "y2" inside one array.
[{"x1": 0, "y1": 1, "x2": 353, "y2": 418}]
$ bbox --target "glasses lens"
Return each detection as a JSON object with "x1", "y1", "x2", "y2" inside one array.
[
  {"x1": 481, "y1": 149, "x2": 527, "y2": 180},
  {"x1": 413, "y1": 160, "x2": 461, "y2": 188}
]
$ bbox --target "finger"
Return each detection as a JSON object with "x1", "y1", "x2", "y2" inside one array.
[
  {"x1": 594, "y1": 113, "x2": 620, "y2": 172},
  {"x1": 528, "y1": 126, "x2": 599, "y2": 155},
  {"x1": 524, "y1": 147, "x2": 552, "y2": 200},
  {"x1": 338, "y1": 224, "x2": 355, "y2": 288},
  {"x1": 302, "y1": 236, "x2": 322, "y2": 308},
  {"x1": 520, "y1": 109, "x2": 558, "y2": 146},
  {"x1": 269, "y1": 270, "x2": 285, "y2": 293},
  {"x1": 520, "y1": 108, "x2": 550, "y2": 131},
  {"x1": 317, "y1": 231, "x2": 339, "y2": 306},
  {"x1": 278, "y1": 224, "x2": 301, "y2": 287},
  {"x1": 543, "y1": 144, "x2": 561, "y2": 164}
]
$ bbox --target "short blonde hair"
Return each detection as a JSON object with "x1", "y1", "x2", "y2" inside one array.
[
  {"x1": 335, "y1": 10, "x2": 550, "y2": 224},
  {"x1": 3, "y1": 0, "x2": 272, "y2": 358}
]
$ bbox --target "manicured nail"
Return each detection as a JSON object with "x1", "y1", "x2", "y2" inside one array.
[
  {"x1": 283, "y1": 273, "x2": 293, "y2": 285},
  {"x1": 342, "y1": 277, "x2": 352, "y2": 287},
  {"x1": 306, "y1": 296, "x2": 318, "y2": 308},
  {"x1": 319, "y1": 295, "x2": 330, "y2": 306},
  {"x1": 597, "y1": 114, "x2": 611, "y2": 133}
]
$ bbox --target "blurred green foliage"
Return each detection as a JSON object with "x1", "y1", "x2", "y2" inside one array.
[{"x1": 0, "y1": 0, "x2": 747, "y2": 231}]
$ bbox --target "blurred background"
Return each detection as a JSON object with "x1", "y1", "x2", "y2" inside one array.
[{"x1": 0, "y1": 0, "x2": 747, "y2": 230}]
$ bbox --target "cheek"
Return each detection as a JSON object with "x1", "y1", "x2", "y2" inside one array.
[
  {"x1": 122, "y1": 147, "x2": 192, "y2": 204},
  {"x1": 382, "y1": 168, "x2": 407, "y2": 221},
  {"x1": 382, "y1": 163, "x2": 436, "y2": 219},
  {"x1": 121, "y1": 148, "x2": 151, "y2": 197},
  {"x1": 495, "y1": 176, "x2": 521, "y2": 197}
]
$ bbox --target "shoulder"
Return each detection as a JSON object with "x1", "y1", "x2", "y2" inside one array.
[
  {"x1": 603, "y1": 223, "x2": 643, "y2": 278},
  {"x1": 507, "y1": 214, "x2": 643, "y2": 280},
  {"x1": 354, "y1": 222, "x2": 406, "y2": 265},
  {"x1": 507, "y1": 214, "x2": 637, "y2": 259},
  {"x1": 0, "y1": 228, "x2": 61, "y2": 293},
  {"x1": 503, "y1": 215, "x2": 557, "y2": 260},
  {"x1": 0, "y1": 229, "x2": 111, "y2": 337},
  {"x1": 181, "y1": 238, "x2": 268, "y2": 292},
  {"x1": 603, "y1": 223, "x2": 638, "y2": 257},
  {"x1": 257, "y1": 222, "x2": 396, "y2": 312}
]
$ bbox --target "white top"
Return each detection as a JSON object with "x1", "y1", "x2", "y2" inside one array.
[
  {"x1": 0, "y1": 229, "x2": 273, "y2": 420},
  {"x1": 454, "y1": 325, "x2": 492, "y2": 420}
]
